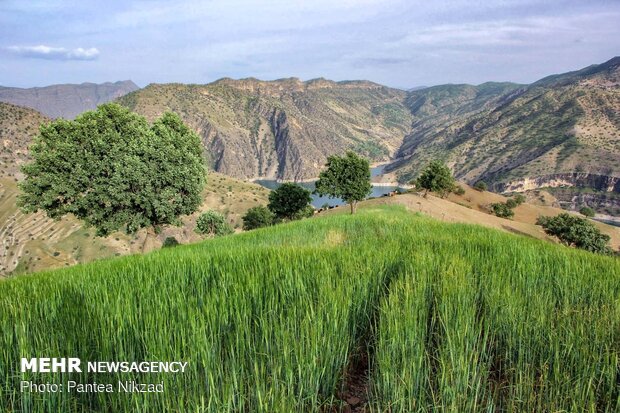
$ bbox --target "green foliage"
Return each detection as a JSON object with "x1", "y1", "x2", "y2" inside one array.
[
  {"x1": 195, "y1": 210, "x2": 234, "y2": 237},
  {"x1": 314, "y1": 151, "x2": 372, "y2": 214},
  {"x1": 414, "y1": 161, "x2": 456, "y2": 197},
  {"x1": 162, "y1": 236, "x2": 180, "y2": 248},
  {"x1": 292, "y1": 204, "x2": 315, "y2": 220},
  {"x1": 512, "y1": 194, "x2": 526, "y2": 205},
  {"x1": 1, "y1": 207, "x2": 619, "y2": 412},
  {"x1": 474, "y1": 181, "x2": 488, "y2": 191},
  {"x1": 579, "y1": 206, "x2": 596, "y2": 218},
  {"x1": 242, "y1": 206, "x2": 274, "y2": 230},
  {"x1": 453, "y1": 185, "x2": 466, "y2": 195},
  {"x1": 536, "y1": 213, "x2": 611, "y2": 254},
  {"x1": 490, "y1": 202, "x2": 515, "y2": 218},
  {"x1": 267, "y1": 183, "x2": 312, "y2": 220},
  {"x1": 18, "y1": 103, "x2": 206, "y2": 236},
  {"x1": 505, "y1": 198, "x2": 518, "y2": 209}
]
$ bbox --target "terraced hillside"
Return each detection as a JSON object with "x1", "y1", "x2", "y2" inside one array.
[
  {"x1": 2, "y1": 207, "x2": 618, "y2": 412},
  {"x1": 118, "y1": 78, "x2": 412, "y2": 180}
]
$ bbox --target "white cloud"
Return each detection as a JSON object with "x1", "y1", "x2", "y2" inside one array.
[{"x1": 7, "y1": 45, "x2": 100, "y2": 60}]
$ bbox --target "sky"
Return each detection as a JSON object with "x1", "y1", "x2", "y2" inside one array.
[{"x1": 1, "y1": 0, "x2": 619, "y2": 89}]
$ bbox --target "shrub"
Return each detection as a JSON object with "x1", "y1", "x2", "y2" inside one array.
[
  {"x1": 242, "y1": 206, "x2": 274, "y2": 230},
  {"x1": 195, "y1": 210, "x2": 234, "y2": 237},
  {"x1": 536, "y1": 213, "x2": 611, "y2": 254},
  {"x1": 490, "y1": 202, "x2": 514, "y2": 219},
  {"x1": 505, "y1": 198, "x2": 518, "y2": 209},
  {"x1": 162, "y1": 237, "x2": 179, "y2": 248},
  {"x1": 453, "y1": 185, "x2": 466, "y2": 196},
  {"x1": 474, "y1": 181, "x2": 487, "y2": 191},
  {"x1": 579, "y1": 206, "x2": 595, "y2": 218},
  {"x1": 512, "y1": 194, "x2": 526, "y2": 205},
  {"x1": 268, "y1": 183, "x2": 312, "y2": 221}
]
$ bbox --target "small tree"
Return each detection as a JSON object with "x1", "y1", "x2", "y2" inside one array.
[
  {"x1": 414, "y1": 161, "x2": 455, "y2": 198},
  {"x1": 268, "y1": 183, "x2": 312, "y2": 221},
  {"x1": 19, "y1": 103, "x2": 206, "y2": 237},
  {"x1": 453, "y1": 185, "x2": 466, "y2": 196},
  {"x1": 505, "y1": 198, "x2": 518, "y2": 209},
  {"x1": 579, "y1": 206, "x2": 595, "y2": 218},
  {"x1": 242, "y1": 206, "x2": 274, "y2": 230},
  {"x1": 537, "y1": 213, "x2": 611, "y2": 254},
  {"x1": 474, "y1": 181, "x2": 488, "y2": 192},
  {"x1": 512, "y1": 194, "x2": 526, "y2": 205},
  {"x1": 195, "y1": 210, "x2": 234, "y2": 237},
  {"x1": 314, "y1": 152, "x2": 372, "y2": 214},
  {"x1": 490, "y1": 202, "x2": 514, "y2": 219}
]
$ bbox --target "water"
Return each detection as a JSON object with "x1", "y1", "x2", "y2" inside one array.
[
  {"x1": 255, "y1": 163, "x2": 405, "y2": 208},
  {"x1": 593, "y1": 218, "x2": 620, "y2": 228}
]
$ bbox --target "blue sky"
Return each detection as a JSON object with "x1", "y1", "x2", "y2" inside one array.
[{"x1": 1, "y1": 0, "x2": 619, "y2": 88}]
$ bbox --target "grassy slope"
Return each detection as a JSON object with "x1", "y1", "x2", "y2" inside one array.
[{"x1": 1, "y1": 206, "x2": 618, "y2": 412}]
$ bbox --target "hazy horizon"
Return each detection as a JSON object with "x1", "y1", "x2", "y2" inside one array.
[{"x1": 1, "y1": 0, "x2": 619, "y2": 89}]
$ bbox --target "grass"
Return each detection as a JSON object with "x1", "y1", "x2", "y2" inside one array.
[{"x1": 1, "y1": 206, "x2": 618, "y2": 412}]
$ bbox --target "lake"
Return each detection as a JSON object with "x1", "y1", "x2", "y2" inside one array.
[{"x1": 255, "y1": 163, "x2": 406, "y2": 208}]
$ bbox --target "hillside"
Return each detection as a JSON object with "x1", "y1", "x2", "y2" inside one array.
[
  {"x1": 0, "y1": 103, "x2": 270, "y2": 276},
  {"x1": 118, "y1": 78, "x2": 412, "y2": 180},
  {"x1": 2, "y1": 207, "x2": 618, "y2": 412},
  {"x1": 391, "y1": 57, "x2": 620, "y2": 196},
  {"x1": 0, "y1": 80, "x2": 139, "y2": 119}
]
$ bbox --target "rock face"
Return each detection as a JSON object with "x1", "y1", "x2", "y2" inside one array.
[
  {"x1": 494, "y1": 173, "x2": 620, "y2": 193},
  {"x1": 0, "y1": 80, "x2": 139, "y2": 119},
  {"x1": 119, "y1": 78, "x2": 412, "y2": 181}
]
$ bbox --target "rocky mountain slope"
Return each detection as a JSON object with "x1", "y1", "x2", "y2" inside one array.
[
  {"x1": 392, "y1": 57, "x2": 620, "y2": 186},
  {"x1": 0, "y1": 80, "x2": 139, "y2": 119},
  {"x1": 118, "y1": 78, "x2": 412, "y2": 180}
]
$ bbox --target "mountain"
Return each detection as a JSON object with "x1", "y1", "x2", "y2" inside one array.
[
  {"x1": 391, "y1": 58, "x2": 619, "y2": 185},
  {"x1": 118, "y1": 78, "x2": 412, "y2": 180},
  {"x1": 0, "y1": 80, "x2": 139, "y2": 119}
]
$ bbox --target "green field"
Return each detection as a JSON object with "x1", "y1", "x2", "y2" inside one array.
[{"x1": 1, "y1": 206, "x2": 619, "y2": 412}]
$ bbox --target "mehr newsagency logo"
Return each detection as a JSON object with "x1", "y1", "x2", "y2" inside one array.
[{"x1": 20, "y1": 358, "x2": 188, "y2": 393}]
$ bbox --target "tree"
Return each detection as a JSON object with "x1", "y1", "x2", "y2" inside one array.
[
  {"x1": 268, "y1": 183, "x2": 312, "y2": 220},
  {"x1": 414, "y1": 161, "x2": 455, "y2": 198},
  {"x1": 314, "y1": 152, "x2": 372, "y2": 214},
  {"x1": 195, "y1": 210, "x2": 234, "y2": 237},
  {"x1": 505, "y1": 198, "x2": 518, "y2": 209},
  {"x1": 512, "y1": 194, "x2": 526, "y2": 205},
  {"x1": 579, "y1": 206, "x2": 595, "y2": 218},
  {"x1": 242, "y1": 206, "x2": 274, "y2": 230},
  {"x1": 19, "y1": 103, "x2": 205, "y2": 237},
  {"x1": 473, "y1": 181, "x2": 488, "y2": 192},
  {"x1": 536, "y1": 213, "x2": 612, "y2": 254},
  {"x1": 490, "y1": 202, "x2": 514, "y2": 219}
]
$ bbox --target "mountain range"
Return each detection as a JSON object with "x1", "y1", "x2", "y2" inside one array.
[{"x1": 0, "y1": 80, "x2": 139, "y2": 119}]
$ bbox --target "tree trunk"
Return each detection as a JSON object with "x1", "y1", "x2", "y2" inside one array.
[{"x1": 350, "y1": 201, "x2": 356, "y2": 215}]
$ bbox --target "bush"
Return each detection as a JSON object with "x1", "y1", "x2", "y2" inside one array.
[
  {"x1": 579, "y1": 206, "x2": 595, "y2": 218},
  {"x1": 242, "y1": 206, "x2": 274, "y2": 230},
  {"x1": 536, "y1": 213, "x2": 611, "y2": 254},
  {"x1": 195, "y1": 210, "x2": 234, "y2": 237},
  {"x1": 453, "y1": 185, "x2": 466, "y2": 196},
  {"x1": 505, "y1": 198, "x2": 518, "y2": 209},
  {"x1": 490, "y1": 202, "x2": 514, "y2": 219},
  {"x1": 292, "y1": 204, "x2": 315, "y2": 220},
  {"x1": 474, "y1": 181, "x2": 487, "y2": 192},
  {"x1": 162, "y1": 237, "x2": 180, "y2": 248},
  {"x1": 512, "y1": 194, "x2": 526, "y2": 205}
]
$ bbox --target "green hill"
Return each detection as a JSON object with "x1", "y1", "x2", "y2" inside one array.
[{"x1": 2, "y1": 206, "x2": 618, "y2": 412}]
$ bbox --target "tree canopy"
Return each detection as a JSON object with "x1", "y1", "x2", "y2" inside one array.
[
  {"x1": 268, "y1": 183, "x2": 312, "y2": 221},
  {"x1": 536, "y1": 213, "x2": 612, "y2": 255},
  {"x1": 19, "y1": 103, "x2": 206, "y2": 236},
  {"x1": 314, "y1": 151, "x2": 372, "y2": 214},
  {"x1": 242, "y1": 205, "x2": 274, "y2": 230},
  {"x1": 414, "y1": 161, "x2": 456, "y2": 197},
  {"x1": 195, "y1": 210, "x2": 234, "y2": 237}
]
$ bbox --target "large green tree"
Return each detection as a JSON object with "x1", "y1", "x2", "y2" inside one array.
[
  {"x1": 414, "y1": 160, "x2": 456, "y2": 198},
  {"x1": 19, "y1": 103, "x2": 206, "y2": 236},
  {"x1": 314, "y1": 151, "x2": 372, "y2": 214},
  {"x1": 268, "y1": 183, "x2": 312, "y2": 221}
]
